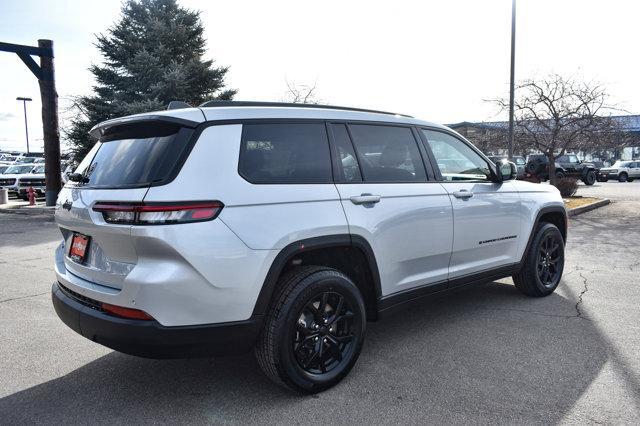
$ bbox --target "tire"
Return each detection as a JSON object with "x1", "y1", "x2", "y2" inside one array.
[
  {"x1": 583, "y1": 170, "x2": 596, "y2": 185},
  {"x1": 618, "y1": 172, "x2": 628, "y2": 182},
  {"x1": 628, "y1": 178, "x2": 634, "y2": 182},
  {"x1": 513, "y1": 223, "x2": 565, "y2": 297},
  {"x1": 555, "y1": 171, "x2": 565, "y2": 180},
  {"x1": 255, "y1": 266, "x2": 366, "y2": 394}
]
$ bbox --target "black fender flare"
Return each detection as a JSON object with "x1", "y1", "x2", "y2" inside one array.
[
  {"x1": 251, "y1": 234, "x2": 382, "y2": 317},
  {"x1": 520, "y1": 205, "x2": 568, "y2": 264}
]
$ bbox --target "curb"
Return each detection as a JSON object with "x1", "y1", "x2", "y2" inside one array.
[
  {"x1": 567, "y1": 198, "x2": 611, "y2": 217},
  {"x1": 0, "y1": 205, "x2": 56, "y2": 216}
]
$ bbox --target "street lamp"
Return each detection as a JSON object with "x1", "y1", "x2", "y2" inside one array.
[
  {"x1": 507, "y1": 0, "x2": 516, "y2": 161},
  {"x1": 16, "y1": 97, "x2": 32, "y2": 154}
]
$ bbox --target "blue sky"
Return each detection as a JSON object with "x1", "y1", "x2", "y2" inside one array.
[{"x1": 1, "y1": 0, "x2": 639, "y2": 152}]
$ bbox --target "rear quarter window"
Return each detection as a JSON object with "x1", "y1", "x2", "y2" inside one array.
[{"x1": 238, "y1": 123, "x2": 332, "y2": 184}]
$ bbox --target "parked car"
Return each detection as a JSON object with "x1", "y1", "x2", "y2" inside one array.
[
  {"x1": 524, "y1": 154, "x2": 598, "y2": 185},
  {"x1": 17, "y1": 165, "x2": 46, "y2": 200},
  {"x1": 488, "y1": 155, "x2": 526, "y2": 178},
  {"x1": 52, "y1": 102, "x2": 567, "y2": 393},
  {"x1": 0, "y1": 164, "x2": 38, "y2": 197},
  {"x1": 598, "y1": 160, "x2": 640, "y2": 182},
  {"x1": 0, "y1": 154, "x2": 18, "y2": 165}
]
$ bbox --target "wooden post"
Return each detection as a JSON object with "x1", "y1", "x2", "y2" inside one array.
[{"x1": 37, "y1": 39, "x2": 62, "y2": 207}]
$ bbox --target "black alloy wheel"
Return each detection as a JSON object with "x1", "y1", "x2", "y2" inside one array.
[
  {"x1": 293, "y1": 291, "x2": 356, "y2": 374},
  {"x1": 255, "y1": 266, "x2": 366, "y2": 393},
  {"x1": 513, "y1": 222, "x2": 565, "y2": 297},
  {"x1": 537, "y1": 233, "x2": 562, "y2": 288}
]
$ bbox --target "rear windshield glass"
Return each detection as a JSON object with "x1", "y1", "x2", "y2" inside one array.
[{"x1": 79, "y1": 122, "x2": 193, "y2": 188}]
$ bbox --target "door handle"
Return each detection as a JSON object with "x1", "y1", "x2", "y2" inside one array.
[
  {"x1": 350, "y1": 194, "x2": 381, "y2": 205},
  {"x1": 453, "y1": 190, "x2": 474, "y2": 199}
]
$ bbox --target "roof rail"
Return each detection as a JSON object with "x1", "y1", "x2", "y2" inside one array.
[{"x1": 198, "y1": 100, "x2": 413, "y2": 118}]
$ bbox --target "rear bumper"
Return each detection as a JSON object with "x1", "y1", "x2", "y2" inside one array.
[{"x1": 52, "y1": 281, "x2": 263, "y2": 358}]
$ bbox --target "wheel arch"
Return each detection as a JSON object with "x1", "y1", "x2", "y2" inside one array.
[
  {"x1": 520, "y1": 206, "x2": 567, "y2": 264},
  {"x1": 251, "y1": 234, "x2": 382, "y2": 321}
]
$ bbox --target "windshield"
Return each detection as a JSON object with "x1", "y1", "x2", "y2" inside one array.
[
  {"x1": 0, "y1": 166, "x2": 8, "y2": 174},
  {"x1": 5, "y1": 165, "x2": 35, "y2": 174},
  {"x1": 34, "y1": 165, "x2": 45, "y2": 173},
  {"x1": 613, "y1": 161, "x2": 631, "y2": 168},
  {"x1": 514, "y1": 157, "x2": 525, "y2": 165}
]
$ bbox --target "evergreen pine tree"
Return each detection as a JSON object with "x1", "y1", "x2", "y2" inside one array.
[{"x1": 66, "y1": 0, "x2": 235, "y2": 160}]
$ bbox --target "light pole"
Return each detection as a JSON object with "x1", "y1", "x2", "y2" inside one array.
[
  {"x1": 507, "y1": 0, "x2": 516, "y2": 160},
  {"x1": 16, "y1": 96, "x2": 32, "y2": 154}
]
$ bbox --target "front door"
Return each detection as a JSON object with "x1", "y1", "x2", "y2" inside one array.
[{"x1": 420, "y1": 129, "x2": 521, "y2": 279}]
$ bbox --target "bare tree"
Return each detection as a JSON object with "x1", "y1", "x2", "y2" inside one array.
[
  {"x1": 283, "y1": 80, "x2": 320, "y2": 104},
  {"x1": 494, "y1": 74, "x2": 623, "y2": 185}
]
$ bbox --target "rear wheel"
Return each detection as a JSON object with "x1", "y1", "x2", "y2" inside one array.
[
  {"x1": 513, "y1": 223, "x2": 564, "y2": 297},
  {"x1": 619, "y1": 172, "x2": 628, "y2": 182},
  {"x1": 555, "y1": 171, "x2": 565, "y2": 180},
  {"x1": 583, "y1": 170, "x2": 596, "y2": 185},
  {"x1": 255, "y1": 266, "x2": 366, "y2": 394}
]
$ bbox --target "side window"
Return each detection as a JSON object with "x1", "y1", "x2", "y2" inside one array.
[
  {"x1": 239, "y1": 123, "x2": 332, "y2": 184},
  {"x1": 330, "y1": 124, "x2": 362, "y2": 182},
  {"x1": 347, "y1": 124, "x2": 426, "y2": 183},
  {"x1": 569, "y1": 155, "x2": 579, "y2": 163},
  {"x1": 421, "y1": 129, "x2": 492, "y2": 182}
]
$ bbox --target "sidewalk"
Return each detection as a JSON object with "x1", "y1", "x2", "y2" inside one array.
[{"x1": 0, "y1": 199, "x2": 55, "y2": 215}]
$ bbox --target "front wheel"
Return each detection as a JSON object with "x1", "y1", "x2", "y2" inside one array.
[
  {"x1": 255, "y1": 266, "x2": 366, "y2": 394},
  {"x1": 583, "y1": 170, "x2": 596, "y2": 185},
  {"x1": 619, "y1": 172, "x2": 628, "y2": 182},
  {"x1": 513, "y1": 223, "x2": 565, "y2": 297}
]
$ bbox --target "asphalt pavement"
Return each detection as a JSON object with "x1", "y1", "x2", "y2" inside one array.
[{"x1": 0, "y1": 183, "x2": 639, "y2": 424}]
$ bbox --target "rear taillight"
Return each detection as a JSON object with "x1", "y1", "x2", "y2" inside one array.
[{"x1": 93, "y1": 201, "x2": 223, "y2": 225}]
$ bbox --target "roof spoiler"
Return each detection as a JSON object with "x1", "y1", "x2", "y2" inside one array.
[{"x1": 88, "y1": 115, "x2": 200, "y2": 140}]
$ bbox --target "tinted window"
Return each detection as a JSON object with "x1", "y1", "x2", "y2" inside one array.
[
  {"x1": 331, "y1": 124, "x2": 362, "y2": 182},
  {"x1": 82, "y1": 122, "x2": 192, "y2": 188},
  {"x1": 422, "y1": 130, "x2": 491, "y2": 181},
  {"x1": 239, "y1": 123, "x2": 332, "y2": 184},
  {"x1": 347, "y1": 125, "x2": 426, "y2": 183}
]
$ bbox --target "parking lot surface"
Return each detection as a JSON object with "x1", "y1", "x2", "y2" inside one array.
[{"x1": 1, "y1": 183, "x2": 639, "y2": 424}]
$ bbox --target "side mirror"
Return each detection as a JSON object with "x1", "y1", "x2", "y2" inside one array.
[{"x1": 498, "y1": 160, "x2": 517, "y2": 181}]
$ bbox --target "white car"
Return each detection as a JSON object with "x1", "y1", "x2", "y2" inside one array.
[
  {"x1": 17, "y1": 164, "x2": 46, "y2": 200},
  {"x1": 0, "y1": 164, "x2": 38, "y2": 197},
  {"x1": 52, "y1": 102, "x2": 567, "y2": 393},
  {"x1": 598, "y1": 160, "x2": 640, "y2": 182}
]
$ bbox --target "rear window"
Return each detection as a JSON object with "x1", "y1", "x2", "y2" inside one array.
[
  {"x1": 79, "y1": 122, "x2": 193, "y2": 188},
  {"x1": 239, "y1": 123, "x2": 332, "y2": 184}
]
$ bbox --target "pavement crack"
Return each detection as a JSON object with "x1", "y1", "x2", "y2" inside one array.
[
  {"x1": 575, "y1": 273, "x2": 589, "y2": 319},
  {"x1": 0, "y1": 292, "x2": 48, "y2": 304}
]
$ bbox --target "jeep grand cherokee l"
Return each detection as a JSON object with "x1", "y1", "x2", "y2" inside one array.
[{"x1": 52, "y1": 101, "x2": 567, "y2": 393}]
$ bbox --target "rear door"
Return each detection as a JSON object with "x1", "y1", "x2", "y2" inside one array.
[
  {"x1": 330, "y1": 123, "x2": 453, "y2": 297},
  {"x1": 55, "y1": 120, "x2": 196, "y2": 290},
  {"x1": 419, "y1": 129, "x2": 521, "y2": 279}
]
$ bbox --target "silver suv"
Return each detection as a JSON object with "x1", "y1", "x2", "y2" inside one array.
[{"x1": 52, "y1": 101, "x2": 567, "y2": 393}]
